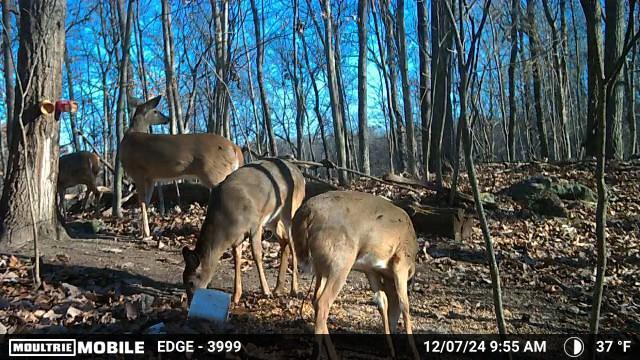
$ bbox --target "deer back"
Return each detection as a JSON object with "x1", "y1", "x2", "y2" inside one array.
[
  {"x1": 194, "y1": 158, "x2": 305, "y2": 253},
  {"x1": 58, "y1": 151, "x2": 100, "y2": 190},
  {"x1": 120, "y1": 132, "x2": 243, "y2": 186},
  {"x1": 292, "y1": 191, "x2": 418, "y2": 275}
]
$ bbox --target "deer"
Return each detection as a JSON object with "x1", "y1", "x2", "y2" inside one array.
[
  {"x1": 182, "y1": 158, "x2": 305, "y2": 304},
  {"x1": 120, "y1": 95, "x2": 244, "y2": 239},
  {"x1": 291, "y1": 191, "x2": 419, "y2": 360},
  {"x1": 57, "y1": 151, "x2": 101, "y2": 214}
]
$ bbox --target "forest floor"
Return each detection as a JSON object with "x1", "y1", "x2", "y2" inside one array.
[{"x1": 1, "y1": 161, "x2": 639, "y2": 336}]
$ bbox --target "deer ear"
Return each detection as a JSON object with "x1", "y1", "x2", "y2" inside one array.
[
  {"x1": 127, "y1": 95, "x2": 144, "y2": 109},
  {"x1": 182, "y1": 246, "x2": 200, "y2": 269},
  {"x1": 145, "y1": 95, "x2": 162, "y2": 110}
]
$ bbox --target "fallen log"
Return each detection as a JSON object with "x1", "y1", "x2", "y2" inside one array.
[{"x1": 393, "y1": 199, "x2": 474, "y2": 241}]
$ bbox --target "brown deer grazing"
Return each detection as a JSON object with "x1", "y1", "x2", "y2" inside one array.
[
  {"x1": 57, "y1": 151, "x2": 101, "y2": 213},
  {"x1": 292, "y1": 191, "x2": 419, "y2": 360},
  {"x1": 182, "y1": 158, "x2": 305, "y2": 304},
  {"x1": 120, "y1": 95, "x2": 244, "y2": 238}
]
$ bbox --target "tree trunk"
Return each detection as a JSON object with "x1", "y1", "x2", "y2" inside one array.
[
  {"x1": 2, "y1": 0, "x2": 15, "y2": 148},
  {"x1": 542, "y1": 0, "x2": 571, "y2": 160},
  {"x1": 292, "y1": 0, "x2": 305, "y2": 160},
  {"x1": 357, "y1": 0, "x2": 370, "y2": 175},
  {"x1": 0, "y1": 0, "x2": 68, "y2": 250},
  {"x1": 604, "y1": 0, "x2": 624, "y2": 160},
  {"x1": 579, "y1": 0, "x2": 607, "y2": 335},
  {"x1": 417, "y1": 0, "x2": 431, "y2": 178},
  {"x1": 300, "y1": 32, "x2": 330, "y2": 166},
  {"x1": 64, "y1": 46, "x2": 80, "y2": 152},
  {"x1": 430, "y1": 0, "x2": 453, "y2": 186},
  {"x1": 380, "y1": 0, "x2": 407, "y2": 173},
  {"x1": 112, "y1": 0, "x2": 133, "y2": 218},
  {"x1": 250, "y1": 0, "x2": 277, "y2": 155},
  {"x1": 321, "y1": 0, "x2": 348, "y2": 185},
  {"x1": 526, "y1": 0, "x2": 550, "y2": 159},
  {"x1": 396, "y1": 0, "x2": 417, "y2": 177},
  {"x1": 161, "y1": 0, "x2": 183, "y2": 135},
  {"x1": 444, "y1": 0, "x2": 507, "y2": 335},
  {"x1": 626, "y1": 33, "x2": 637, "y2": 156},
  {"x1": 507, "y1": 0, "x2": 518, "y2": 162}
]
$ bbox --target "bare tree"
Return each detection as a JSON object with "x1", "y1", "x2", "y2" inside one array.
[
  {"x1": 161, "y1": 0, "x2": 184, "y2": 134},
  {"x1": 430, "y1": 0, "x2": 453, "y2": 186},
  {"x1": 417, "y1": 0, "x2": 430, "y2": 178},
  {"x1": 357, "y1": 0, "x2": 370, "y2": 175},
  {"x1": 526, "y1": 0, "x2": 550, "y2": 160},
  {"x1": 579, "y1": 0, "x2": 640, "y2": 334},
  {"x1": 604, "y1": 0, "x2": 625, "y2": 160},
  {"x1": 2, "y1": 0, "x2": 15, "y2": 151},
  {"x1": 321, "y1": 0, "x2": 348, "y2": 185},
  {"x1": 112, "y1": 0, "x2": 134, "y2": 218},
  {"x1": 0, "y1": 0, "x2": 68, "y2": 250},
  {"x1": 507, "y1": 0, "x2": 518, "y2": 162},
  {"x1": 444, "y1": 0, "x2": 507, "y2": 335},
  {"x1": 64, "y1": 47, "x2": 81, "y2": 151},
  {"x1": 250, "y1": 0, "x2": 277, "y2": 155},
  {"x1": 396, "y1": 0, "x2": 417, "y2": 177}
]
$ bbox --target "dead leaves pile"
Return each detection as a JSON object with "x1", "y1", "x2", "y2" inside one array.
[{"x1": 0, "y1": 255, "x2": 185, "y2": 334}]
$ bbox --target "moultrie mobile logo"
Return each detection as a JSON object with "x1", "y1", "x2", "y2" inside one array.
[{"x1": 9, "y1": 339, "x2": 76, "y2": 357}]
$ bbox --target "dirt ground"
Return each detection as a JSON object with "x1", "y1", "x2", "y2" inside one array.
[{"x1": 1, "y1": 162, "x2": 639, "y2": 335}]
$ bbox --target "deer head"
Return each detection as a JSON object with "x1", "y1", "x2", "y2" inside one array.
[
  {"x1": 128, "y1": 95, "x2": 170, "y2": 133},
  {"x1": 182, "y1": 246, "x2": 204, "y2": 301}
]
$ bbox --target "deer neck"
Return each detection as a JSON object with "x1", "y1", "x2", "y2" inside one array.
[
  {"x1": 194, "y1": 224, "x2": 230, "y2": 272},
  {"x1": 127, "y1": 118, "x2": 151, "y2": 134}
]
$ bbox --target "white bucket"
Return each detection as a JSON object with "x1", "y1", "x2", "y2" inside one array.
[{"x1": 187, "y1": 288, "x2": 232, "y2": 323}]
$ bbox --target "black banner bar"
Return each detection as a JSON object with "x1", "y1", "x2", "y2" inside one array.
[{"x1": 1, "y1": 334, "x2": 638, "y2": 359}]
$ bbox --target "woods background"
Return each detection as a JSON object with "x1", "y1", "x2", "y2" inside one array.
[{"x1": 1, "y1": 0, "x2": 638, "y2": 185}]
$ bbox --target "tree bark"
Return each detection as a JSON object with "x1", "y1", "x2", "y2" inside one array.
[
  {"x1": 321, "y1": 0, "x2": 348, "y2": 185},
  {"x1": 112, "y1": 0, "x2": 133, "y2": 218},
  {"x1": 604, "y1": 0, "x2": 624, "y2": 160},
  {"x1": 430, "y1": 0, "x2": 453, "y2": 186},
  {"x1": 417, "y1": 0, "x2": 431, "y2": 178},
  {"x1": 64, "y1": 46, "x2": 80, "y2": 152},
  {"x1": 396, "y1": 0, "x2": 417, "y2": 177},
  {"x1": 250, "y1": 0, "x2": 277, "y2": 155},
  {"x1": 526, "y1": 0, "x2": 550, "y2": 159},
  {"x1": 161, "y1": 0, "x2": 184, "y2": 134},
  {"x1": 542, "y1": 0, "x2": 571, "y2": 160},
  {"x1": 380, "y1": 0, "x2": 407, "y2": 173},
  {"x1": 357, "y1": 0, "x2": 370, "y2": 175},
  {"x1": 507, "y1": 0, "x2": 518, "y2": 162},
  {"x1": 579, "y1": 0, "x2": 607, "y2": 335},
  {"x1": 2, "y1": 0, "x2": 15, "y2": 147},
  {"x1": 626, "y1": 30, "x2": 637, "y2": 156},
  {"x1": 292, "y1": 0, "x2": 305, "y2": 160},
  {"x1": 0, "y1": 0, "x2": 68, "y2": 250}
]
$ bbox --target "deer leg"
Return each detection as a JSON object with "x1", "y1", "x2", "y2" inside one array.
[
  {"x1": 57, "y1": 187, "x2": 66, "y2": 217},
  {"x1": 81, "y1": 185, "x2": 92, "y2": 211},
  {"x1": 283, "y1": 220, "x2": 299, "y2": 296},
  {"x1": 382, "y1": 277, "x2": 401, "y2": 333},
  {"x1": 273, "y1": 235, "x2": 290, "y2": 295},
  {"x1": 367, "y1": 272, "x2": 394, "y2": 359},
  {"x1": 313, "y1": 268, "x2": 350, "y2": 360},
  {"x1": 249, "y1": 227, "x2": 271, "y2": 297},
  {"x1": 137, "y1": 181, "x2": 152, "y2": 239},
  {"x1": 393, "y1": 269, "x2": 419, "y2": 360},
  {"x1": 232, "y1": 245, "x2": 243, "y2": 304},
  {"x1": 274, "y1": 220, "x2": 298, "y2": 295}
]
